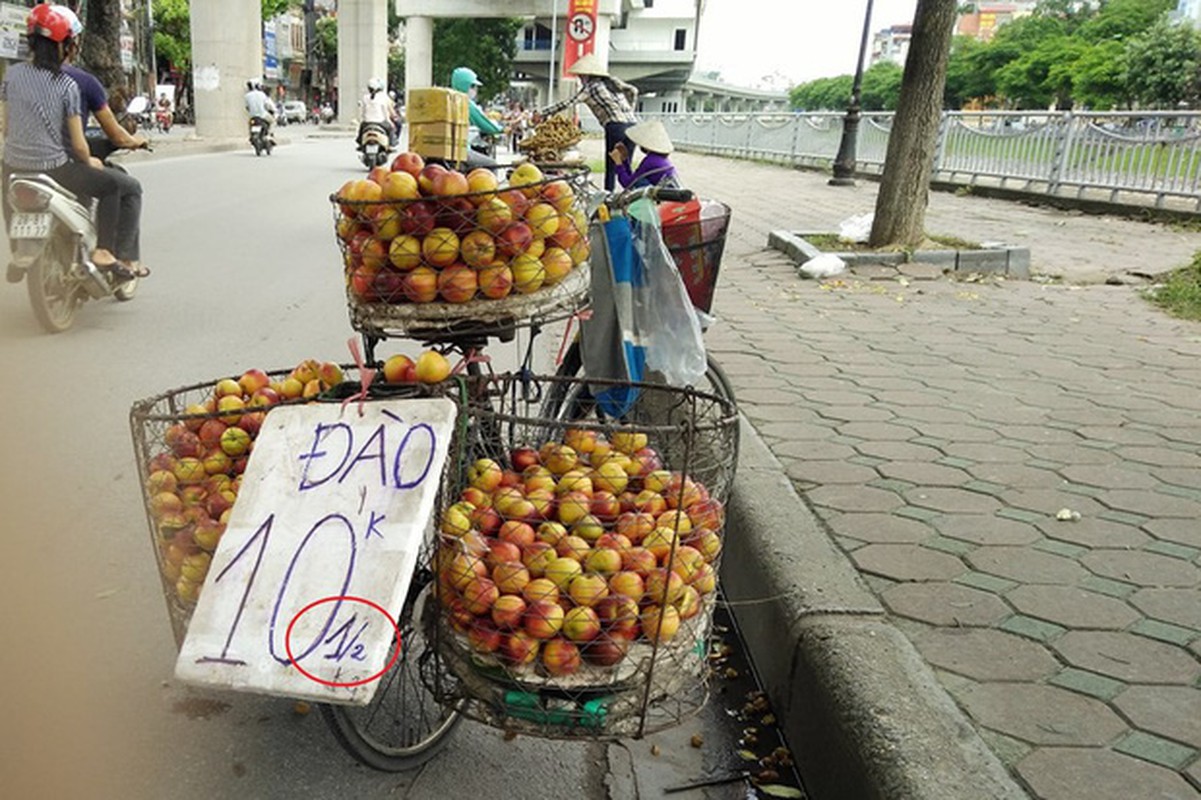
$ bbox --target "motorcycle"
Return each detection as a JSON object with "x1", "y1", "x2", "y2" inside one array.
[
  {"x1": 5, "y1": 139, "x2": 145, "y2": 333},
  {"x1": 249, "y1": 116, "x2": 274, "y2": 156},
  {"x1": 357, "y1": 121, "x2": 392, "y2": 169}
]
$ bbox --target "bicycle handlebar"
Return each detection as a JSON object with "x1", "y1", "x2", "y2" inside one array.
[{"x1": 604, "y1": 185, "x2": 694, "y2": 211}]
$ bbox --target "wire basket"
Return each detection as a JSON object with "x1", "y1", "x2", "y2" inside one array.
[
  {"x1": 126, "y1": 361, "x2": 447, "y2": 646},
  {"x1": 659, "y1": 198, "x2": 731, "y2": 315},
  {"x1": 331, "y1": 165, "x2": 594, "y2": 340},
  {"x1": 422, "y1": 372, "x2": 738, "y2": 740}
]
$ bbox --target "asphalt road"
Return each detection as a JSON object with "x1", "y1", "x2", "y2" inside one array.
[{"x1": 0, "y1": 137, "x2": 784, "y2": 799}]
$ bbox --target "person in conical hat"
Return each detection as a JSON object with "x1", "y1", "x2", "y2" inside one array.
[
  {"x1": 535, "y1": 52, "x2": 639, "y2": 190},
  {"x1": 612, "y1": 119, "x2": 681, "y2": 189}
]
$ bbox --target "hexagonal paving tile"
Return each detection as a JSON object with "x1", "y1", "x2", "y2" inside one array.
[
  {"x1": 1034, "y1": 517, "x2": 1152, "y2": 549},
  {"x1": 849, "y1": 543, "x2": 967, "y2": 582},
  {"x1": 942, "y1": 442, "x2": 1030, "y2": 464},
  {"x1": 1024, "y1": 444, "x2": 1121, "y2": 466},
  {"x1": 854, "y1": 440, "x2": 945, "y2": 462},
  {"x1": 932, "y1": 514, "x2": 1043, "y2": 546},
  {"x1": 966, "y1": 546, "x2": 1090, "y2": 584},
  {"x1": 1115, "y1": 446, "x2": 1201, "y2": 469},
  {"x1": 876, "y1": 460, "x2": 971, "y2": 486},
  {"x1": 1017, "y1": 747, "x2": 1199, "y2": 799},
  {"x1": 1053, "y1": 631, "x2": 1201, "y2": 684},
  {"x1": 785, "y1": 459, "x2": 880, "y2": 487},
  {"x1": 824, "y1": 512, "x2": 934, "y2": 544},
  {"x1": 1006, "y1": 585, "x2": 1142, "y2": 629},
  {"x1": 903, "y1": 487, "x2": 1004, "y2": 514},
  {"x1": 954, "y1": 682, "x2": 1128, "y2": 746},
  {"x1": 1080, "y1": 550, "x2": 1200, "y2": 588},
  {"x1": 1000, "y1": 489, "x2": 1105, "y2": 517},
  {"x1": 1128, "y1": 588, "x2": 1201, "y2": 632},
  {"x1": 1143, "y1": 518, "x2": 1201, "y2": 549},
  {"x1": 965, "y1": 462, "x2": 1065, "y2": 488},
  {"x1": 805, "y1": 484, "x2": 904, "y2": 513},
  {"x1": 1058, "y1": 464, "x2": 1161, "y2": 491},
  {"x1": 910, "y1": 627, "x2": 1060, "y2": 681},
  {"x1": 881, "y1": 581, "x2": 1011, "y2": 626},
  {"x1": 1095, "y1": 489, "x2": 1201, "y2": 518},
  {"x1": 1114, "y1": 685, "x2": 1201, "y2": 749}
]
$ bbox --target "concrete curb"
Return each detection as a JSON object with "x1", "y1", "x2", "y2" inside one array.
[{"x1": 721, "y1": 417, "x2": 1030, "y2": 800}]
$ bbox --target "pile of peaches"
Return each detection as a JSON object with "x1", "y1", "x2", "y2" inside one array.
[
  {"x1": 144, "y1": 351, "x2": 454, "y2": 607},
  {"x1": 434, "y1": 428, "x2": 725, "y2": 680},
  {"x1": 334, "y1": 152, "x2": 591, "y2": 306}
]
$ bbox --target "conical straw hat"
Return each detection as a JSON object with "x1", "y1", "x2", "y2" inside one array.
[
  {"x1": 626, "y1": 120, "x2": 674, "y2": 155},
  {"x1": 568, "y1": 53, "x2": 609, "y2": 77}
]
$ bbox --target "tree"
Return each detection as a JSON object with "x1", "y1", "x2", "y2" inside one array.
[
  {"x1": 78, "y1": 0, "x2": 123, "y2": 91},
  {"x1": 860, "y1": 62, "x2": 904, "y2": 111},
  {"x1": 1071, "y1": 40, "x2": 1127, "y2": 109},
  {"x1": 153, "y1": 0, "x2": 192, "y2": 79},
  {"x1": 868, "y1": 0, "x2": 958, "y2": 249},
  {"x1": 1123, "y1": 17, "x2": 1201, "y2": 109},
  {"x1": 431, "y1": 19, "x2": 522, "y2": 100}
]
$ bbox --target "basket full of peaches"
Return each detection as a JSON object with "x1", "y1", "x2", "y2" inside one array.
[
  {"x1": 426, "y1": 419, "x2": 728, "y2": 735},
  {"x1": 332, "y1": 153, "x2": 593, "y2": 336}
]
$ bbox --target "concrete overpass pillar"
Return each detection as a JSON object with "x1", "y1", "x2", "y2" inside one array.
[
  {"x1": 338, "y1": 0, "x2": 389, "y2": 125},
  {"x1": 405, "y1": 16, "x2": 434, "y2": 89},
  {"x1": 190, "y1": 0, "x2": 261, "y2": 138}
]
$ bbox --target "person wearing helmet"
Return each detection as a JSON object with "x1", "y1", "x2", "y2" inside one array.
[
  {"x1": 244, "y1": 78, "x2": 277, "y2": 141},
  {"x1": 533, "y1": 54, "x2": 639, "y2": 191},
  {"x1": 56, "y1": 4, "x2": 151, "y2": 278},
  {"x1": 1, "y1": 3, "x2": 133, "y2": 279},
  {"x1": 359, "y1": 77, "x2": 398, "y2": 147},
  {"x1": 451, "y1": 66, "x2": 504, "y2": 140}
]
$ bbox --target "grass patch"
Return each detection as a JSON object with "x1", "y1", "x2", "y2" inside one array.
[{"x1": 1144, "y1": 252, "x2": 1201, "y2": 321}]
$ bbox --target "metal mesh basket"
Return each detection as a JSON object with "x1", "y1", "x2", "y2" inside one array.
[
  {"x1": 422, "y1": 372, "x2": 738, "y2": 739},
  {"x1": 659, "y1": 198, "x2": 731, "y2": 315},
  {"x1": 331, "y1": 165, "x2": 594, "y2": 339}
]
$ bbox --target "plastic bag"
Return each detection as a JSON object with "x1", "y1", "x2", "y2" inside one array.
[
  {"x1": 629, "y1": 198, "x2": 707, "y2": 388},
  {"x1": 838, "y1": 212, "x2": 873, "y2": 243},
  {"x1": 800, "y1": 253, "x2": 846, "y2": 279}
]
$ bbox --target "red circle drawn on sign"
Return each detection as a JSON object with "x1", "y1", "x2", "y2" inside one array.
[{"x1": 285, "y1": 595, "x2": 402, "y2": 688}]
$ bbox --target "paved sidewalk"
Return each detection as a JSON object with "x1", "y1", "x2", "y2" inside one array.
[{"x1": 672, "y1": 149, "x2": 1201, "y2": 798}]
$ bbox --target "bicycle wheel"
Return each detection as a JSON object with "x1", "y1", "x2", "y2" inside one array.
[
  {"x1": 320, "y1": 574, "x2": 461, "y2": 771},
  {"x1": 543, "y1": 341, "x2": 740, "y2": 467}
]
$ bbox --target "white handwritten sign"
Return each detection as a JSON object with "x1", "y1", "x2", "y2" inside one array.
[{"x1": 175, "y1": 398, "x2": 457, "y2": 705}]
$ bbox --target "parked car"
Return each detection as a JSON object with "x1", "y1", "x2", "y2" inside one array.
[{"x1": 282, "y1": 100, "x2": 308, "y2": 124}]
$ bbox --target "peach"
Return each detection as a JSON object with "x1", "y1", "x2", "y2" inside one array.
[
  {"x1": 568, "y1": 572, "x2": 609, "y2": 608},
  {"x1": 621, "y1": 546, "x2": 658, "y2": 576},
  {"x1": 632, "y1": 489, "x2": 667, "y2": 517},
  {"x1": 499, "y1": 630, "x2": 539, "y2": 666},
  {"x1": 525, "y1": 487, "x2": 555, "y2": 519},
  {"x1": 544, "y1": 556, "x2": 583, "y2": 590},
  {"x1": 615, "y1": 511, "x2": 656, "y2": 544},
  {"x1": 508, "y1": 161, "x2": 544, "y2": 197},
  {"x1": 557, "y1": 491, "x2": 592, "y2": 527},
  {"x1": 688, "y1": 527, "x2": 723, "y2": 563},
  {"x1": 571, "y1": 513, "x2": 605, "y2": 544},
  {"x1": 499, "y1": 520, "x2": 536, "y2": 548},
  {"x1": 382, "y1": 170, "x2": 420, "y2": 200},
  {"x1": 468, "y1": 457, "x2": 504, "y2": 492},
  {"x1": 656, "y1": 509, "x2": 693, "y2": 535},
  {"x1": 523, "y1": 600, "x2": 564, "y2": 639},
  {"x1": 691, "y1": 562, "x2": 717, "y2": 594},
  {"x1": 467, "y1": 618, "x2": 503, "y2": 653},
  {"x1": 645, "y1": 568, "x2": 685, "y2": 606},
  {"x1": 402, "y1": 266, "x2": 439, "y2": 303},
  {"x1": 510, "y1": 253, "x2": 545, "y2": 294},
  {"x1": 562, "y1": 605, "x2": 601, "y2": 643},
  {"x1": 498, "y1": 187, "x2": 531, "y2": 218},
  {"x1": 390, "y1": 151, "x2": 424, "y2": 178},
  {"x1": 642, "y1": 527, "x2": 679, "y2": 563},
  {"x1": 414, "y1": 350, "x2": 452, "y2": 383},
  {"x1": 592, "y1": 461, "x2": 629, "y2": 495},
  {"x1": 583, "y1": 547, "x2": 622, "y2": 577},
  {"x1": 590, "y1": 491, "x2": 621, "y2": 522},
  {"x1": 668, "y1": 545, "x2": 706, "y2": 584},
  {"x1": 437, "y1": 263, "x2": 478, "y2": 303},
  {"x1": 461, "y1": 577, "x2": 499, "y2": 616},
  {"x1": 521, "y1": 541, "x2": 557, "y2": 577},
  {"x1": 492, "y1": 561, "x2": 531, "y2": 595},
  {"x1": 522, "y1": 464, "x2": 556, "y2": 493},
  {"x1": 608, "y1": 571, "x2": 645, "y2": 603},
  {"x1": 466, "y1": 167, "x2": 499, "y2": 202},
  {"x1": 431, "y1": 169, "x2": 469, "y2": 197},
  {"x1": 554, "y1": 534, "x2": 591, "y2": 563},
  {"x1": 676, "y1": 584, "x2": 703, "y2": 620},
  {"x1": 382, "y1": 354, "x2": 416, "y2": 383},
  {"x1": 477, "y1": 263, "x2": 513, "y2": 300},
  {"x1": 521, "y1": 577, "x2": 559, "y2": 605},
  {"x1": 536, "y1": 521, "x2": 568, "y2": 546},
  {"x1": 460, "y1": 230, "x2": 497, "y2": 268},
  {"x1": 476, "y1": 197, "x2": 513, "y2": 234},
  {"x1": 541, "y1": 246, "x2": 573, "y2": 285},
  {"x1": 485, "y1": 539, "x2": 522, "y2": 571},
  {"x1": 583, "y1": 633, "x2": 630, "y2": 666},
  {"x1": 491, "y1": 594, "x2": 527, "y2": 630},
  {"x1": 541, "y1": 637, "x2": 581, "y2": 676},
  {"x1": 525, "y1": 202, "x2": 559, "y2": 239},
  {"x1": 388, "y1": 234, "x2": 423, "y2": 270},
  {"x1": 595, "y1": 532, "x2": 632, "y2": 552},
  {"x1": 641, "y1": 604, "x2": 680, "y2": 643},
  {"x1": 595, "y1": 594, "x2": 641, "y2": 640},
  {"x1": 541, "y1": 179, "x2": 576, "y2": 213},
  {"x1": 417, "y1": 163, "x2": 448, "y2": 195}
]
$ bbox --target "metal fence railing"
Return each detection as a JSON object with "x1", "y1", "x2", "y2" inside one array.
[{"x1": 643, "y1": 110, "x2": 1201, "y2": 211}]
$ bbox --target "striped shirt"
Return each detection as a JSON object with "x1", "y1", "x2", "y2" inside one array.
[
  {"x1": 544, "y1": 76, "x2": 638, "y2": 126},
  {"x1": 0, "y1": 62, "x2": 81, "y2": 171}
]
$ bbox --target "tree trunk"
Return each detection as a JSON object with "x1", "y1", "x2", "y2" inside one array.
[
  {"x1": 79, "y1": 0, "x2": 126, "y2": 93},
  {"x1": 868, "y1": 0, "x2": 958, "y2": 249}
]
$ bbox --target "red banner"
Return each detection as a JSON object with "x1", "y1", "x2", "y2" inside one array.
[{"x1": 561, "y1": 0, "x2": 598, "y2": 78}]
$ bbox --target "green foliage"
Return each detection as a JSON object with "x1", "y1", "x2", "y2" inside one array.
[
  {"x1": 152, "y1": 0, "x2": 191, "y2": 71},
  {"x1": 860, "y1": 62, "x2": 904, "y2": 111},
  {"x1": 431, "y1": 18, "x2": 522, "y2": 101},
  {"x1": 1123, "y1": 17, "x2": 1201, "y2": 109},
  {"x1": 789, "y1": 74, "x2": 853, "y2": 111},
  {"x1": 1071, "y1": 40, "x2": 1127, "y2": 109},
  {"x1": 313, "y1": 16, "x2": 337, "y2": 79},
  {"x1": 388, "y1": 49, "x2": 405, "y2": 94},
  {"x1": 1144, "y1": 251, "x2": 1201, "y2": 321}
]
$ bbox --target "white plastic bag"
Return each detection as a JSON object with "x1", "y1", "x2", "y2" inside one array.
[
  {"x1": 838, "y1": 212, "x2": 874, "y2": 243},
  {"x1": 630, "y1": 198, "x2": 708, "y2": 388},
  {"x1": 800, "y1": 253, "x2": 846, "y2": 279}
]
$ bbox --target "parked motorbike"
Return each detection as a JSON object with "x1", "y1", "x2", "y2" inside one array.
[
  {"x1": 5, "y1": 139, "x2": 147, "y2": 333},
  {"x1": 249, "y1": 116, "x2": 274, "y2": 156},
  {"x1": 357, "y1": 121, "x2": 392, "y2": 169}
]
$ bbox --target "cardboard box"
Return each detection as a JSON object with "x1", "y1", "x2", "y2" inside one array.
[
  {"x1": 406, "y1": 88, "x2": 469, "y2": 125},
  {"x1": 409, "y1": 121, "x2": 468, "y2": 162}
]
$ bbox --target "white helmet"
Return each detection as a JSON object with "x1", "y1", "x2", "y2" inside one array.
[{"x1": 367, "y1": 77, "x2": 384, "y2": 92}]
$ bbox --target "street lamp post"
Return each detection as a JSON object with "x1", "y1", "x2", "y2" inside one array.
[{"x1": 829, "y1": 0, "x2": 876, "y2": 187}]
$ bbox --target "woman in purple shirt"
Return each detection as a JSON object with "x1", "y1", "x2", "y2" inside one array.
[{"x1": 611, "y1": 120, "x2": 681, "y2": 190}]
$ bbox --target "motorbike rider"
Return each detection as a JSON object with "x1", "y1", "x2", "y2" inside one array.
[
  {"x1": 243, "y1": 79, "x2": 276, "y2": 142},
  {"x1": 0, "y1": 3, "x2": 131, "y2": 280},
  {"x1": 358, "y1": 77, "x2": 397, "y2": 148},
  {"x1": 450, "y1": 66, "x2": 503, "y2": 168}
]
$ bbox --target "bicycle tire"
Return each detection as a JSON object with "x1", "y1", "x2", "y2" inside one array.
[
  {"x1": 543, "y1": 341, "x2": 739, "y2": 465},
  {"x1": 26, "y1": 230, "x2": 81, "y2": 333},
  {"x1": 320, "y1": 577, "x2": 461, "y2": 771}
]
